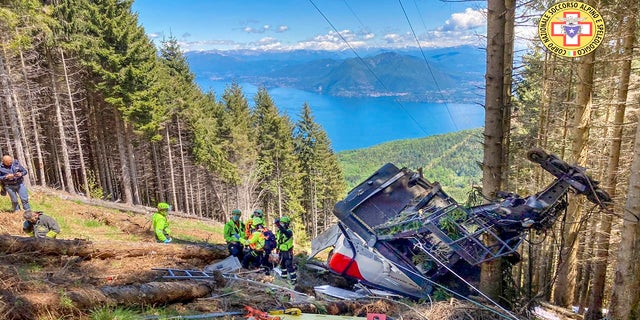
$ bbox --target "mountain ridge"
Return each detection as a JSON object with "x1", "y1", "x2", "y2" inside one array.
[{"x1": 186, "y1": 46, "x2": 485, "y2": 103}]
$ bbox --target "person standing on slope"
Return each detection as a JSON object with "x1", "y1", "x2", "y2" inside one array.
[
  {"x1": 153, "y1": 202, "x2": 172, "y2": 243},
  {"x1": 275, "y1": 216, "x2": 296, "y2": 284},
  {"x1": 0, "y1": 155, "x2": 30, "y2": 213},
  {"x1": 224, "y1": 209, "x2": 245, "y2": 259},
  {"x1": 241, "y1": 217, "x2": 267, "y2": 271}
]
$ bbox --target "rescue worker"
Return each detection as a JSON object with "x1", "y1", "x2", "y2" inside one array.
[
  {"x1": 23, "y1": 210, "x2": 60, "y2": 239},
  {"x1": 241, "y1": 217, "x2": 266, "y2": 271},
  {"x1": 152, "y1": 202, "x2": 172, "y2": 243},
  {"x1": 244, "y1": 209, "x2": 264, "y2": 238},
  {"x1": 275, "y1": 216, "x2": 296, "y2": 284},
  {"x1": 224, "y1": 209, "x2": 245, "y2": 259}
]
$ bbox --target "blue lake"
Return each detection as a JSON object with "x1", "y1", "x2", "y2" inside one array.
[{"x1": 197, "y1": 78, "x2": 485, "y2": 152}]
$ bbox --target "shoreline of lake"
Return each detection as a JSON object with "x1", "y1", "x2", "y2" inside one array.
[{"x1": 197, "y1": 78, "x2": 485, "y2": 152}]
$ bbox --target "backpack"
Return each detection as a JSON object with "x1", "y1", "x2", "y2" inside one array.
[{"x1": 262, "y1": 228, "x2": 277, "y2": 251}]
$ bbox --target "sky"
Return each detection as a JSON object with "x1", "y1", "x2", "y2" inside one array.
[{"x1": 131, "y1": 0, "x2": 489, "y2": 52}]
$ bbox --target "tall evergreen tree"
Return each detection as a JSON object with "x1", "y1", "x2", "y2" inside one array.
[
  {"x1": 294, "y1": 103, "x2": 345, "y2": 240},
  {"x1": 253, "y1": 88, "x2": 303, "y2": 220},
  {"x1": 219, "y1": 82, "x2": 258, "y2": 212}
]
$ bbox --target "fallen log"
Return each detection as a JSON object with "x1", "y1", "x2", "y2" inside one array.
[
  {"x1": 68, "y1": 279, "x2": 222, "y2": 308},
  {"x1": 537, "y1": 301, "x2": 583, "y2": 319},
  {"x1": 0, "y1": 235, "x2": 228, "y2": 261},
  {"x1": 11, "y1": 279, "x2": 222, "y2": 319}
]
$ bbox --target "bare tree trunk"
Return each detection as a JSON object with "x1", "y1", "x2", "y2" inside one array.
[
  {"x1": 586, "y1": 7, "x2": 637, "y2": 320},
  {"x1": 114, "y1": 111, "x2": 133, "y2": 204},
  {"x1": 608, "y1": 116, "x2": 640, "y2": 318},
  {"x1": 480, "y1": 0, "x2": 507, "y2": 302},
  {"x1": 196, "y1": 170, "x2": 203, "y2": 217},
  {"x1": 312, "y1": 168, "x2": 318, "y2": 238},
  {"x1": 576, "y1": 219, "x2": 595, "y2": 313},
  {"x1": 47, "y1": 49, "x2": 75, "y2": 194},
  {"x1": 59, "y1": 48, "x2": 89, "y2": 196},
  {"x1": 125, "y1": 123, "x2": 140, "y2": 204},
  {"x1": 553, "y1": 51, "x2": 595, "y2": 307},
  {"x1": 0, "y1": 235, "x2": 228, "y2": 260},
  {"x1": 166, "y1": 126, "x2": 178, "y2": 210},
  {"x1": 151, "y1": 142, "x2": 164, "y2": 202},
  {"x1": 0, "y1": 49, "x2": 28, "y2": 180},
  {"x1": 177, "y1": 120, "x2": 190, "y2": 213},
  {"x1": 16, "y1": 45, "x2": 36, "y2": 186},
  {"x1": 501, "y1": 0, "x2": 515, "y2": 191}
]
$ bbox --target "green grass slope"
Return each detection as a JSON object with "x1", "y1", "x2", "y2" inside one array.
[{"x1": 337, "y1": 129, "x2": 483, "y2": 202}]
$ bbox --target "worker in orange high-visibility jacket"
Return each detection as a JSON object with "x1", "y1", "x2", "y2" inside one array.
[{"x1": 240, "y1": 217, "x2": 266, "y2": 270}]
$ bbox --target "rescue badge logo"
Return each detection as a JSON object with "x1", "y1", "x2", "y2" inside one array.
[{"x1": 538, "y1": 1, "x2": 605, "y2": 58}]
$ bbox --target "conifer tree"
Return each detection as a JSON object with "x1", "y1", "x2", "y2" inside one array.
[
  {"x1": 294, "y1": 103, "x2": 345, "y2": 239},
  {"x1": 253, "y1": 88, "x2": 303, "y2": 221},
  {"x1": 219, "y1": 83, "x2": 258, "y2": 212}
]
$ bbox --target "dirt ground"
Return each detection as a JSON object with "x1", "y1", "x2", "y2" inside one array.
[{"x1": 0, "y1": 189, "x2": 513, "y2": 320}]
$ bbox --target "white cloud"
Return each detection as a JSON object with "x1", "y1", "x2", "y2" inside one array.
[
  {"x1": 250, "y1": 37, "x2": 283, "y2": 50},
  {"x1": 244, "y1": 25, "x2": 270, "y2": 34},
  {"x1": 441, "y1": 8, "x2": 486, "y2": 31},
  {"x1": 148, "y1": 32, "x2": 161, "y2": 39},
  {"x1": 276, "y1": 25, "x2": 289, "y2": 33},
  {"x1": 363, "y1": 33, "x2": 375, "y2": 40},
  {"x1": 287, "y1": 30, "x2": 369, "y2": 51},
  {"x1": 383, "y1": 33, "x2": 404, "y2": 43}
]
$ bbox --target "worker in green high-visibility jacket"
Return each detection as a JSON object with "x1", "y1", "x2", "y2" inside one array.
[{"x1": 153, "y1": 202, "x2": 172, "y2": 243}]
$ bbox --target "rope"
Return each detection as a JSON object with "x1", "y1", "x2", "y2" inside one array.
[{"x1": 410, "y1": 238, "x2": 521, "y2": 320}]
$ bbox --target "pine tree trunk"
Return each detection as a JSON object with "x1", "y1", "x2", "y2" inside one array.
[
  {"x1": 59, "y1": 48, "x2": 89, "y2": 196},
  {"x1": 47, "y1": 49, "x2": 76, "y2": 194},
  {"x1": 166, "y1": 126, "x2": 179, "y2": 210},
  {"x1": 196, "y1": 171, "x2": 203, "y2": 217},
  {"x1": 0, "y1": 49, "x2": 28, "y2": 180},
  {"x1": 608, "y1": 116, "x2": 640, "y2": 318},
  {"x1": 177, "y1": 120, "x2": 190, "y2": 213},
  {"x1": 604, "y1": 2, "x2": 639, "y2": 316},
  {"x1": 480, "y1": 0, "x2": 506, "y2": 302},
  {"x1": 16, "y1": 46, "x2": 36, "y2": 187},
  {"x1": 500, "y1": 0, "x2": 515, "y2": 191},
  {"x1": 114, "y1": 111, "x2": 133, "y2": 204},
  {"x1": 0, "y1": 235, "x2": 228, "y2": 260},
  {"x1": 553, "y1": 51, "x2": 595, "y2": 307},
  {"x1": 151, "y1": 142, "x2": 164, "y2": 203},
  {"x1": 585, "y1": 4, "x2": 637, "y2": 318},
  {"x1": 125, "y1": 123, "x2": 140, "y2": 204}
]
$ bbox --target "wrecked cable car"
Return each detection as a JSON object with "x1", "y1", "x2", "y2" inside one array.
[{"x1": 310, "y1": 148, "x2": 611, "y2": 299}]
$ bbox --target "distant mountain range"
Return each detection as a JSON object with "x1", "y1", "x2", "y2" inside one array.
[{"x1": 186, "y1": 46, "x2": 486, "y2": 103}]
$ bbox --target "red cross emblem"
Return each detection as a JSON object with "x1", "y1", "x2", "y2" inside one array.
[{"x1": 551, "y1": 11, "x2": 593, "y2": 47}]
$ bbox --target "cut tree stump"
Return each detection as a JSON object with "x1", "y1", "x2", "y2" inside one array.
[{"x1": 0, "y1": 235, "x2": 228, "y2": 260}]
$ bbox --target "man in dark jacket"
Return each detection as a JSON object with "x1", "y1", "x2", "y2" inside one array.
[
  {"x1": 23, "y1": 210, "x2": 60, "y2": 239},
  {"x1": 0, "y1": 155, "x2": 30, "y2": 212}
]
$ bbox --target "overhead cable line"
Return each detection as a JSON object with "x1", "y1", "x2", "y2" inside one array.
[
  {"x1": 308, "y1": 0, "x2": 431, "y2": 137},
  {"x1": 399, "y1": 0, "x2": 458, "y2": 130}
]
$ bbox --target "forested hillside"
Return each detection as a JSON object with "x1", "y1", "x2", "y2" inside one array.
[
  {"x1": 338, "y1": 129, "x2": 483, "y2": 201},
  {"x1": 0, "y1": 0, "x2": 345, "y2": 241},
  {"x1": 186, "y1": 47, "x2": 485, "y2": 103}
]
